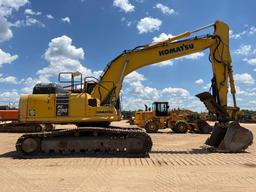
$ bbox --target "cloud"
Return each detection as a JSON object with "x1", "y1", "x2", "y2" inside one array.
[
  {"x1": 137, "y1": 17, "x2": 162, "y2": 34},
  {"x1": 161, "y1": 87, "x2": 190, "y2": 97},
  {"x1": 234, "y1": 44, "x2": 253, "y2": 56},
  {"x1": 0, "y1": 0, "x2": 28, "y2": 42},
  {"x1": 153, "y1": 60, "x2": 174, "y2": 67},
  {"x1": 113, "y1": 0, "x2": 135, "y2": 13},
  {"x1": 229, "y1": 26, "x2": 256, "y2": 39},
  {"x1": 0, "y1": 0, "x2": 28, "y2": 12},
  {"x1": 124, "y1": 71, "x2": 146, "y2": 83},
  {"x1": 0, "y1": 74, "x2": 18, "y2": 84},
  {"x1": 203, "y1": 82, "x2": 211, "y2": 90},
  {"x1": 17, "y1": 35, "x2": 104, "y2": 93},
  {"x1": 121, "y1": 71, "x2": 205, "y2": 111},
  {"x1": 180, "y1": 52, "x2": 204, "y2": 60},
  {"x1": 236, "y1": 86, "x2": 256, "y2": 96},
  {"x1": 18, "y1": 35, "x2": 104, "y2": 93},
  {"x1": 126, "y1": 21, "x2": 132, "y2": 27},
  {"x1": 232, "y1": 86, "x2": 256, "y2": 110},
  {"x1": 234, "y1": 73, "x2": 255, "y2": 85},
  {"x1": 249, "y1": 100, "x2": 256, "y2": 105},
  {"x1": 195, "y1": 79, "x2": 204, "y2": 84},
  {"x1": 123, "y1": 80, "x2": 160, "y2": 102},
  {"x1": 19, "y1": 77, "x2": 41, "y2": 93},
  {"x1": 0, "y1": 90, "x2": 19, "y2": 103},
  {"x1": 37, "y1": 35, "x2": 101, "y2": 82},
  {"x1": 154, "y1": 3, "x2": 175, "y2": 15},
  {"x1": 0, "y1": 49, "x2": 18, "y2": 67},
  {"x1": 153, "y1": 33, "x2": 174, "y2": 42},
  {"x1": 229, "y1": 30, "x2": 245, "y2": 39},
  {"x1": 0, "y1": 16, "x2": 13, "y2": 42},
  {"x1": 46, "y1": 14, "x2": 54, "y2": 19},
  {"x1": 24, "y1": 8, "x2": 41, "y2": 16},
  {"x1": 62, "y1": 17, "x2": 71, "y2": 24},
  {"x1": 122, "y1": 82, "x2": 198, "y2": 111},
  {"x1": 244, "y1": 58, "x2": 256, "y2": 65},
  {"x1": 44, "y1": 35, "x2": 84, "y2": 61},
  {"x1": 13, "y1": 16, "x2": 45, "y2": 28}
]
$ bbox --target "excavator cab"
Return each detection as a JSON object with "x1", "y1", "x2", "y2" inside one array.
[{"x1": 152, "y1": 102, "x2": 169, "y2": 117}]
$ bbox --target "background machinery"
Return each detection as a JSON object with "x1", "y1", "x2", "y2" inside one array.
[
  {"x1": 8, "y1": 20, "x2": 253, "y2": 156},
  {"x1": 134, "y1": 101, "x2": 212, "y2": 134}
]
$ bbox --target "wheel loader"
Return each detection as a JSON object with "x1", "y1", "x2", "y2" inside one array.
[
  {"x1": 0, "y1": 20, "x2": 253, "y2": 156},
  {"x1": 134, "y1": 102, "x2": 212, "y2": 134}
]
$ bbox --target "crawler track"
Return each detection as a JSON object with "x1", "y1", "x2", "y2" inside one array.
[
  {"x1": 0, "y1": 122, "x2": 54, "y2": 133},
  {"x1": 0, "y1": 123, "x2": 42, "y2": 133},
  {"x1": 16, "y1": 127, "x2": 152, "y2": 156}
]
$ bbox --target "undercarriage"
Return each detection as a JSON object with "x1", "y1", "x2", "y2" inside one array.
[{"x1": 16, "y1": 126, "x2": 152, "y2": 156}]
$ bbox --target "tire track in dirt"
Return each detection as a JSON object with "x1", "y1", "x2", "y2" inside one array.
[
  {"x1": 0, "y1": 165, "x2": 44, "y2": 192},
  {"x1": 152, "y1": 166, "x2": 256, "y2": 192},
  {"x1": 72, "y1": 167, "x2": 114, "y2": 192},
  {"x1": 0, "y1": 124, "x2": 255, "y2": 192},
  {"x1": 1, "y1": 150, "x2": 256, "y2": 168}
]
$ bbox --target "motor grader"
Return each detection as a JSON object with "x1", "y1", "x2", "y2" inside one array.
[
  {"x1": 0, "y1": 20, "x2": 253, "y2": 156},
  {"x1": 134, "y1": 102, "x2": 212, "y2": 134}
]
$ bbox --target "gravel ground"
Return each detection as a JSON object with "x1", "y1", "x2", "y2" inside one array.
[{"x1": 0, "y1": 121, "x2": 255, "y2": 192}]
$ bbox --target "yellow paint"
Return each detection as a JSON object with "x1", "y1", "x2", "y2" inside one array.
[{"x1": 19, "y1": 93, "x2": 120, "y2": 123}]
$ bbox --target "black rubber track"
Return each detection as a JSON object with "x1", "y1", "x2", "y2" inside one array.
[{"x1": 16, "y1": 126, "x2": 152, "y2": 157}]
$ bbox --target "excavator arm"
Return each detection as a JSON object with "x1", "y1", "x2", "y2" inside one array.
[
  {"x1": 90, "y1": 20, "x2": 253, "y2": 152},
  {"x1": 91, "y1": 21, "x2": 236, "y2": 119}
]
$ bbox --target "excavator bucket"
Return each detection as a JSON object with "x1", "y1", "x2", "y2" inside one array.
[
  {"x1": 205, "y1": 122, "x2": 253, "y2": 152},
  {"x1": 196, "y1": 92, "x2": 253, "y2": 152},
  {"x1": 221, "y1": 122, "x2": 253, "y2": 152},
  {"x1": 196, "y1": 92, "x2": 229, "y2": 118}
]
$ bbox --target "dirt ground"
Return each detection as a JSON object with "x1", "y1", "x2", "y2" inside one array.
[{"x1": 0, "y1": 121, "x2": 255, "y2": 192}]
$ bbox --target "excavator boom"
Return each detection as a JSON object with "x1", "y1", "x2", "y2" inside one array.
[{"x1": 92, "y1": 21, "x2": 234, "y2": 113}]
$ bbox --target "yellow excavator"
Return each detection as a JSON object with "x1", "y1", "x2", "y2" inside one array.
[{"x1": 15, "y1": 20, "x2": 253, "y2": 156}]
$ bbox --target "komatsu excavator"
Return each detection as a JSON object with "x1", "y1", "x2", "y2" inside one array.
[{"x1": 15, "y1": 20, "x2": 253, "y2": 156}]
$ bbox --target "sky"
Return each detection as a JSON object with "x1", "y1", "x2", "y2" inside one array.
[{"x1": 0, "y1": 0, "x2": 256, "y2": 111}]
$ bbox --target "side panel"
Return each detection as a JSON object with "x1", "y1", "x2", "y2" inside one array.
[
  {"x1": 27, "y1": 94, "x2": 55, "y2": 118},
  {"x1": 20, "y1": 93, "x2": 120, "y2": 123},
  {"x1": 19, "y1": 94, "x2": 29, "y2": 121},
  {"x1": 68, "y1": 94, "x2": 86, "y2": 117}
]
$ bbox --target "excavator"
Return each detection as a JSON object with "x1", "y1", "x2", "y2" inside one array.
[{"x1": 11, "y1": 20, "x2": 253, "y2": 156}]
